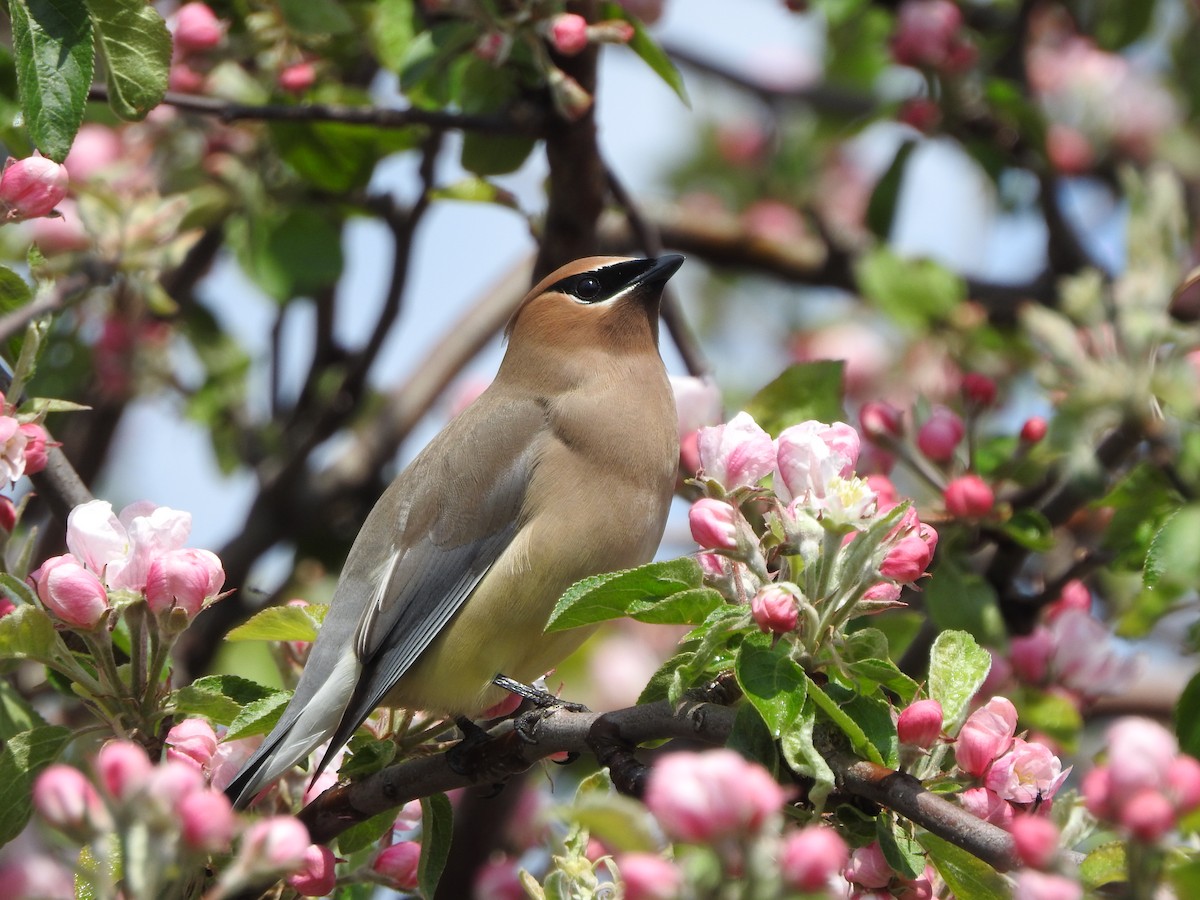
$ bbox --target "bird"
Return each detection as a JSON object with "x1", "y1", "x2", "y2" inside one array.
[{"x1": 225, "y1": 254, "x2": 684, "y2": 807}]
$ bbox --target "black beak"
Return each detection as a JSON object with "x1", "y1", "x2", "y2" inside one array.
[{"x1": 630, "y1": 254, "x2": 684, "y2": 289}]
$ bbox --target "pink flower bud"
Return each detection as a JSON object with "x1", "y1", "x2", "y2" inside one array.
[
  {"x1": 867, "y1": 474, "x2": 899, "y2": 509},
  {"x1": 166, "y1": 717, "x2": 219, "y2": 771},
  {"x1": 1169, "y1": 755, "x2": 1200, "y2": 812},
  {"x1": 1011, "y1": 815, "x2": 1059, "y2": 869},
  {"x1": 955, "y1": 697, "x2": 1017, "y2": 777},
  {"x1": 278, "y1": 62, "x2": 316, "y2": 94},
  {"x1": 30, "y1": 554, "x2": 109, "y2": 628},
  {"x1": 779, "y1": 826, "x2": 849, "y2": 891},
  {"x1": 1105, "y1": 717, "x2": 1177, "y2": 806},
  {"x1": 697, "y1": 412, "x2": 775, "y2": 489},
  {"x1": 179, "y1": 789, "x2": 236, "y2": 852},
  {"x1": 1045, "y1": 579, "x2": 1090, "y2": 619},
  {"x1": 173, "y1": 3, "x2": 225, "y2": 52},
  {"x1": 750, "y1": 584, "x2": 799, "y2": 634},
  {"x1": 880, "y1": 533, "x2": 934, "y2": 584},
  {"x1": 961, "y1": 372, "x2": 997, "y2": 407},
  {"x1": 741, "y1": 199, "x2": 807, "y2": 243},
  {"x1": 898, "y1": 97, "x2": 941, "y2": 132},
  {"x1": 238, "y1": 816, "x2": 311, "y2": 874},
  {"x1": 474, "y1": 32, "x2": 510, "y2": 62},
  {"x1": 145, "y1": 548, "x2": 225, "y2": 617},
  {"x1": 1020, "y1": 416, "x2": 1048, "y2": 443},
  {"x1": 845, "y1": 841, "x2": 893, "y2": 889},
  {"x1": 287, "y1": 844, "x2": 337, "y2": 897},
  {"x1": 891, "y1": 0, "x2": 974, "y2": 74},
  {"x1": 33, "y1": 764, "x2": 110, "y2": 837},
  {"x1": 146, "y1": 759, "x2": 205, "y2": 812},
  {"x1": 944, "y1": 474, "x2": 994, "y2": 518},
  {"x1": 548, "y1": 13, "x2": 589, "y2": 55},
  {"x1": 897, "y1": 699, "x2": 943, "y2": 748},
  {"x1": 372, "y1": 841, "x2": 420, "y2": 890},
  {"x1": 1012, "y1": 870, "x2": 1083, "y2": 900},
  {"x1": 30, "y1": 198, "x2": 88, "y2": 254},
  {"x1": 959, "y1": 786, "x2": 1014, "y2": 829},
  {"x1": 1081, "y1": 766, "x2": 1112, "y2": 819},
  {"x1": 0, "y1": 496, "x2": 16, "y2": 532},
  {"x1": 616, "y1": 853, "x2": 680, "y2": 900},
  {"x1": 0, "y1": 594, "x2": 13, "y2": 617},
  {"x1": 859, "y1": 401, "x2": 904, "y2": 442},
  {"x1": 19, "y1": 423, "x2": 50, "y2": 475},
  {"x1": 688, "y1": 498, "x2": 739, "y2": 551},
  {"x1": 64, "y1": 124, "x2": 123, "y2": 182},
  {"x1": 1046, "y1": 124, "x2": 1094, "y2": 175},
  {"x1": 473, "y1": 856, "x2": 525, "y2": 900},
  {"x1": 1009, "y1": 628, "x2": 1054, "y2": 684},
  {"x1": 0, "y1": 156, "x2": 68, "y2": 221},
  {"x1": 916, "y1": 407, "x2": 964, "y2": 462},
  {"x1": 95, "y1": 740, "x2": 153, "y2": 802},
  {"x1": 644, "y1": 749, "x2": 786, "y2": 842},
  {"x1": 1119, "y1": 788, "x2": 1176, "y2": 841}
]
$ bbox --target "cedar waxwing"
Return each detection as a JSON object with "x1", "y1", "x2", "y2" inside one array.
[{"x1": 226, "y1": 255, "x2": 683, "y2": 807}]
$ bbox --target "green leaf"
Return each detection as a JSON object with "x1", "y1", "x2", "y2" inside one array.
[
  {"x1": 0, "y1": 603, "x2": 60, "y2": 663},
  {"x1": 225, "y1": 690, "x2": 290, "y2": 740},
  {"x1": 279, "y1": 0, "x2": 355, "y2": 35},
  {"x1": 457, "y1": 57, "x2": 535, "y2": 176},
  {"x1": 170, "y1": 674, "x2": 281, "y2": 726},
  {"x1": 735, "y1": 637, "x2": 807, "y2": 740},
  {"x1": 1094, "y1": 0, "x2": 1156, "y2": 49},
  {"x1": 1012, "y1": 686, "x2": 1082, "y2": 749},
  {"x1": 600, "y1": 2, "x2": 687, "y2": 104},
  {"x1": 998, "y1": 508, "x2": 1056, "y2": 552},
  {"x1": 928, "y1": 630, "x2": 992, "y2": 734},
  {"x1": 0, "y1": 267, "x2": 33, "y2": 316},
  {"x1": 371, "y1": 0, "x2": 416, "y2": 72},
  {"x1": 85, "y1": 0, "x2": 170, "y2": 120},
  {"x1": 0, "y1": 725, "x2": 71, "y2": 846},
  {"x1": 924, "y1": 561, "x2": 1006, "y2": 648},
  {"x1": 1081, "y1": 841, "x2": 1127, "y2": 889},
  {"x1": 9, "y1": 0, "x2": 94, "y2": 161},
  {"x1": 629, "y1": 587, "x2": 724, "y2": 625},
  {"x1": 637, "y1": 648, "x2": 695, "y2": 705},
  {"x1": 844, "y1": 658, "x2": 919, "y2": 705},
  {"x1": 1177, "y1": 670, "x2": 1200, "y2": 759},
  {"x1": 338, "y1": 734, "x2": 397, "y2": 780},
  {"x1": 0, "y1": 678, "x2": 46, "y2": 741},
  {"x1": 780, "y1": 696, "x2": 835, "y2": 809},
  {"x1": 876, "y1": 815, "x2": 925, "y2": 880},
  {"x1": 866, "y1": 139, "x2": 916, "y2": 239},
  {"x1": 919, "y1": 832, "x2": 1010, "y2": 900},
  {"x1": 546, "y1": 558, "x2": 708, "y2": 632},
  {"x1": 225, "y1": 604, "x2": 324, "y2": 643},
  {"x1": 336, "y1": 808, "x2": 395, "y2": 856},
  {"x1": 559, "y1": 790, "x2": 661, "y2": 854},
  {"x1": 1145, "y1": 505, "x2": 1200, "y2": 593},
  {"x1": 840, "y1": 690, "x2": 899, "y2": 768},
  {"x1": 805, "y1": 674, "x2": 883, "y2": 765},
  {"x1": 418, "y1": 793, "x2": 453, "y2": 900},
  {"x1": 855, "y1": 248, "x2": 965, "y2": 330},
  {"x1": 269, "y1": 116, "x2": 419, "y2": 193},
  {"x1": 727, "y1": 701, "x2": 780, "y2": 777},
  {"x1": 743, "y1": 361, "x2": 846, "y2": 437},
  {"x1": 246, "y1": 207, "x2": 345, "y2": 301}
]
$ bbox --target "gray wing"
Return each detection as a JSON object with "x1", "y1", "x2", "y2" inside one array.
[{"x1": 226, "y1": 396, "x2": 542, "y2": 806}]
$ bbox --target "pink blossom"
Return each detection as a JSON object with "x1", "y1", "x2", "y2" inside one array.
[
  {"x1": 145, "y1": 759, "x2": 205, "y2": 812},
  {"x1": 644, "y1": 749, "x2": 786, "y2": 842},
  {"x1": 1047, "y1": 611, "x2": 1138, "y2": 700},
  {"x1": 1045, "y1": 579, "x2": 1090, "y2": 619},
  {"x1": 671, "y1": 375, "x2": 723, "y2": 440},
  {"x1": 207, "y1": 735, "x2": 262, "y2": 793},
  {"x1": 165, "y1": 718, "x2": 219, "y2": 771},
  {"x1": 774, "y1": 420, "x2": 860, "y2": 504},
  {"x1": 95, "y1": 740, "x2": 153, "y2": 802},
  {"x1": 0, "y1": 496, "x2": 14, "y2": 532},
  {"x1": 474, "y1": 32, "x2": 510, "y2": 62},
  {"x1": 548, "y1": 13, "x2": 589, "y2": 55},
  {"x1": 959, "y1": 786, "x2": 1014, "y2": 830},
  {"x1": 1080, "y1": 766, "x2": 1113, "y2": 819},
  {"x1": 1104, "y1": 717, "x2": 1177, "y2": 805},
  {"x1": 881, "y1": 532, "x2": 934, "y2": 584},
  {"x1": 750, "y1": 584, "x2": 799, "y2": 634},
  {"x1": 373, "y1": 841, "x2": 420, "y2": 889},
  {"x1": 915, "y1": 406, "x2": 963, "y2": 462},
  {"x1": 898, "y1": 97, "x2": 941, "y2": 132},
  {"x1": 287, "y1": 844, "x2": 338, "y2": 896},
  {"x1": 697, "y1": 412, "x2": 774, "y2": 489},
  {"x1": 688, "y1": 498, "x2": 740, "y2": 551},
  {"x1": 891, "y1": 0, "x2": 976, "y2": 73},
  {"x1": 19, "y1": 423, "x2": 50, "y2": 475},
  {"x1": 0, "y1": 593, "x2": 13, "y2": 617},
  {"x1": 741, "y1": 199, "x2": 807, "y2": 243},
  {"x1": 168, "y1": 62, "x2": 206, "y2": 93},
  {"x1": 897, "y1": 699, "x2": 943, "y2": 748},
  {"x1": 0, "y1": 855, "x2": 76, "y2": 899},
  {"x1": 961, "y1": 372, "x2": 997, "y2": 406},
  {"x1": 955, "y1": 697, "x2": 1017, "y2": 777},
  {"x1": 237, "y1": 816, "x2": 311, "y2": 874},
  {"x1": 1012, "y1": 870, "x2": 1082, "y2": 900},
  {"x1": 64, "y1": 124, "x2": 124, "y2": 182},
  {"x1": 1119, "y1": 788, "x2": 1175, "y2": 842},
  {"x1": 173, "y1": 3, "x2": 225, "y2": 52},
  {"x1": 1020, "y1": 416, "x2": 1048, "y2": 443},
  {"x1": 146, "y1": 548, "x2": 225, "y2": 617},
  {"x1": 779, "y1": 826, "x2": 849, "y2": 891},
  {"x1": 179, "y1": 789, "x2": 236, "y2": 852},
  {"x1": 0, "y1": 156, "x2": 68, "y2": 221},
  {"x1": 944, "y1": 475, "x2": 995, "y2": 518},
  {"x1": 29, "y1": 198, "x2": 89, "y2": 254},
  {"x1": 278, "y1": 62, "x2": 316, "y2": 94},
  {"x1": 1009, "y1": 628, "x2": 1054, "y2": 684},
  {"x1": 859, "y1": 401, "x2": 904, "y2": 442},
  {"x1": 32, "y1": 765, "x2": 110, "y2": 837},
  {"x1": 30, "y1": 554, "x2": 109, "y2": 628},
  {"x1": 473, "y1": 856, "x2": 525, "y2": 900},
  {"x1": 617, "y1": 853, "x2": 680, "y2": 900},
  {"x1": 1168, "y1": 755, "x2": 1200, "y2": 812},
  {"x1": 715, "y1": 121, "x2": 768, "y2": 166},
  {"x1": 0, "y1": 416, "x2": 28, "y2": 482},
  {"x1": 844, "y1": 841, "x2": 892, "y2": 889},
  {"x1": 1011, "y1": 815, "x2": 1059, "y2": 869},
  {"x1": 985, "y1": 738, "x2": 1070, "y2": 805},
  {"x1": 66, "y1": 499, "x2": 192, "y2": 591}
]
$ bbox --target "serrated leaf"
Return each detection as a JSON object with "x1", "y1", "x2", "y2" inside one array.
[
  {"x1": 0, "y1": 267, "x2": 33, "y2": 314},
  {"x1": 735, "y1": 637, "x2": 807, "y2": 740},
  {"x1": 418, "y1": 793, "x2": 453, "y2": 900},
  {"x1": 9, "y1": 0, "x2": 94, "y2": 161},
  {"x1": 0, "y1": 602, "x2": 61, "y2": 663},
  {"x1": 856, "y1": 248, "x2": 965, "y2": 330},
  {"x1": 637, "y1": 648, "x2": 695, "y2": 705},
  {"x1": 919, "y1": 832, "x2": 1010, "y2": 900},
  {"x1": 339, "y1": 734, "x2": 397, "y2": 780},
  {"x1": 844, "y1": 658, "x2": 919, "y2": 705},
  {"x1": 0, "y1": 725, "x2": 71, "y2": 846},
  {"x1": 1145, "y1": 505, "x2": 1200, "y2": 592},
  {"x1": 742, "y1": 361, "x2": 847, "y2": 437},
  {"x1": 546, "y1": 558, "x2": 706, "y2": 632},
  {"x1": 86, "y1": 0, "x2": 170, "y2": 120},
  {"x1": 928, "y1": 630, "x2": 992, "y2": 734},
  {"x1": 840, "y1": 690, "x2": 899, "y2": 768},
  {"x1": 629, "y1": 587, "x2": 724, "y2": 625},
  {"x1": 336, "y1": 809, "x2": 396, "y2": 856},
  {"x1": 805, "y1": 675, "x2": 883, "y2": 765},
  {"x1": 225, "y1": 690, "x2": 289, "y2": 740},
  {"x1": 780, "y1": 696, "x2": 834, "y2": 809},
  {"x1": 1081, "y1": 840, "x2": 1127, "y2": 889},
  {"x1": 225, "y1": 604, "x2": 322, "y2": 643},
  {"x1": 876, "y1": 815, "x2": 925, "y2": 880},
  {"x1": 600, "y1": 2, "x2": 688, "y2": 105},
  {"x1": 170, "y1": 674, "x2": 281, "y2": 726}
]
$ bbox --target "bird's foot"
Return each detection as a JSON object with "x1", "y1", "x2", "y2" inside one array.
[
  {"x1": 446, "y1": 716, "x2": 496, "y2": 777},
  {"x1": 492, "y1": 674, "x2": 590, "y2": 713}
]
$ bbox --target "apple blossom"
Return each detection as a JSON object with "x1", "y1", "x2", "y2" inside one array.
[
  {"x1": 32, "y1": 765, "x2": 111, "y2": 837},
  {"x1": 64, "y1": 124, "x2": 124, "y2": 182},
  {"x1": 985, "y1": 738, "x2": 1070, "y2": 805},
  {"x1": 1168, "y1": 755, "x2": 1200, "y2": 811},
  {"x1": 915, "y1": 407, "x2": 963, "y2": 462},
  {"x1": 288, "y1": 844, "x2": 338, "y2": 897},
  {"x1": 95, "y1": 740, "x2": 153, "y2": 802},
  {"x1": 779, "y1": 826, "x2": 849, "y2": 891},
  {"x1": 1012, "y1": 870, "x2": 1082, "y2": 900},
  {"x1": 145, "y1": 759, "x2": 205, "y2": 814},
  {"x1": 373, "y1": 841, "x2": 421, "y2": 889},
  {"x1": 859, "y1": 401, "x2": 904, "y2": 441},
  {"x1": 207, "y1": 735, "x2": 263, "y2": 793},
  {"x1": 30, "y1": 198, "x2": 89, "y2": 254},
  {"x1": 173, "y1": 3, "x2": 225, "y2": 52},
  {"x1": 961, "y1": 372, "x2": 997, "y2": 406},
  {"x1": 774, "y1": 420, "x2": 859, "y2": 503},
  {"x1": 897, "y1": 699, "x2": 943, "y2": 748},
  {"x1": 1008, "y1": 628, "x2": 1054, "y2": 684},
  {"x1": 944, "y1": 475, "x2": 995, "y2": 518},
  {"x1": 19, "y1": 423, "x2": 50, "y2": 474},
  {"x1": 179, "y1": 789, "x2": 237, "y2": 852},
  {"x1": 689, "y1": 498, "x2": 740, "y2": 551},
  {"x1": 959, "y1": 786, "x2": 1014, "y2": 829},
  {"x1": 66, "y1": 499, "x2": 192, "y2": 591},
  {"x1": 1046, "y1": 579, "x2": 1090, "y2": 618},
  {"x1": 617, "y1": 853, "x2": 680, "y2": 900},
  {"x1": 1047, "y1": 610, "x2": 1138, "y2": 700},
  {"x1": 890, "y1": 0, "x2": 976, "y2": 74},
  {"x1": 0, "y1": 156, "x2": 68, "y2": 221},
  {"x1": 473, "y1": 856, "x2": 526, "y2": 900},
  {"x1": 750, "y1": 584, "x2": 799, "y2": 634},
  {"x1": 145, "y1": 547, "x2": 226, "y2": 617},
  {"x1": 0, "y1": 496, "x2": 14, "y2": 532},
  {"x1": 1011, "y1": 815, "x2": 1059, "y2": 869},
  {"x1": 548, "y1": 13, "x2": 589, "y2": 55},
  {"x1": 698, "y1": 411, "x2": 775, "y2": 489},
  {"x1": 236, "y1": 816, "x2": 311, "y2": 874},
  {"x1": 1119, "y1": 788, "x2": 1176, "y2": 842},
  {"x1": 644, "y1": 749, "x2": 786, "y2": 842},
  {"x1": 165, "y1": 718, "x2": 219, "y2": 771},
  {"x1": 279, "y1": 62, "x2": 317, "y2": 94},
  {"x1": 1020, "y1": 416, "x2": 1049, "y2": 443},
  {"x1": 844, "y1": 841, "x2": 892, "y2": 889},
  {"x1": 0, "y1": 416, "x2": 27, "y2": 483},
  {"x1": 955, "y1": 697, "x2": 1017, "y2": 777},
  {"x1": 741, "y1": 199, "x2": 807, "y2": 243},
  {"x1": 31, "y1": 554, "x2": 109, "y2": 628}
]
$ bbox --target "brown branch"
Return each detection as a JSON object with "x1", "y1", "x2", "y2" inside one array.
[{"x1": 87, "y1": 85, "x2": 543, "y2": 136}]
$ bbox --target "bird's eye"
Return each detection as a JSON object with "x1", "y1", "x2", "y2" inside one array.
[{"x1": 574, "y1": 276, "x2": 602, "y2": 301}]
